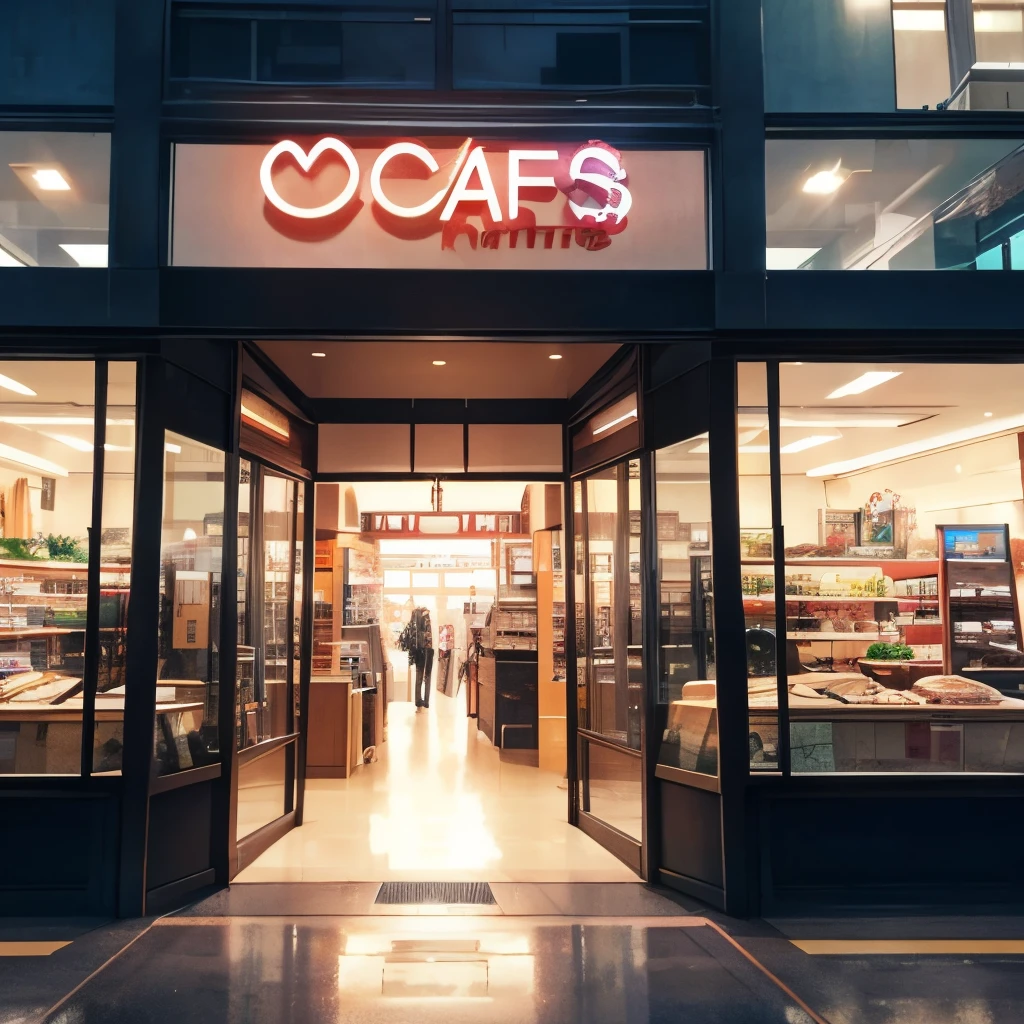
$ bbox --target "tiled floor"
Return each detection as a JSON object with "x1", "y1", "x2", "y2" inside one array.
[{"x1": 236, "y1": 697, "x2": 640, "y2": 883}]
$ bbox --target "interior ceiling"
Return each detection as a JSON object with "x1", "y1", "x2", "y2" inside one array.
[
  {"x1": 345, "y1": 480, "x2": 544, "y2": 513},
  {"x1": 737, "y1": 361, "x2": 1024, "y2": 477},
  {"x1": 256, "y1": 341, "x2": 621, "y2": 400}
]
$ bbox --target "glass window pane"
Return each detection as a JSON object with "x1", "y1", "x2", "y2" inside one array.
[
  {"x1": 293, "y1": 485, "x2": 303, "y2": 729},
  {"x1": 739, "y1": 363, "x2": 779, "y2": 771},
  {"x1": 0, "y1": 361, "x2": 94, "y2": 774},
  {"x1": 262, "y1": 474, "x2": 295, "y2": 742},
  {"x1": 236, "y1": 742, "x2": 287, "y2": 839},
  {"x1": 977, "y1": 243, "x2": 1005, "y2": 269},
  {"x1": 974, "y1": 2, "x2": 1024, "y2": 63},
  {"x1": 763, "y1": 0, "x2": 896, "y2": 114},
  {"x1": 94, "y1": 361, "x2": 136, "y2": 774},
  {"x1": 578, "y1": 736, "x2": 642, "y2": 840},
  {"x1": 655, "y1": 436, "x2": 717, "y2": 776},
  {"x1": 154, "y1": 432, "x2": 225, "y2": 776},
  {"x1": 766, "y1": 138, "x2": 1024, "y2": 270},
  {"x1": 0, "y1": 132, "x2": 110, "y2": 268},
  {"x1": 573, "y1": 480, "x2": 586, "y2": 731},
  {"x1": 893, "y1": 3, "x2": 950, "y2": 110},
  {"x1": 779, "y1": 361, "x2": 1024, "y2": 774},
  {"x1": 170, "y1": 14, "x2": 252, "y2": 81}
]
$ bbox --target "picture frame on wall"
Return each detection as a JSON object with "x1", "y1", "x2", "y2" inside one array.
[{"x1": 740, "y1": 529, "x2": 772, "y2": 560}]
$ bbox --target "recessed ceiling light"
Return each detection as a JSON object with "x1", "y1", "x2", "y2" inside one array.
[
  {"x1": 0, "y1": 442, "x2": 68, "y2": 477},
  {"x1": 59, "y1": 243, "x2": 108, "y2": 267},
  {"x1": 311, "y1": 352, "x2": 326, "y2": 358},
  {"x1": 780, "y1": 434, "x2": 841, "y2": 454},
  {"x1": 0, "y1": 373, "x2": 36, "y2": 397},
  {"x1": 44, "y1": 433, "x2": 94, "y2": 453},
  {"x1": 802, "y1": 161, "x2": 849, "y2": 195},
  {"x1": 549, "y1": 354, "x2": 563, "y2": 360},
  {"x1": 165, "y1": 442, "x2": 182, "y2": 454},
  {"x1": 826, "y1": 371, "x2": 901, "y2": 399},
  {"x1": 432, "y1": 360, "x2": 447, "y2": 366},
  {"x1": 985, "y1": 411, "x2": 993, "y2": 417},
  {"x1": 32, "y1": 168, "x2": 70, "y2": 191}
]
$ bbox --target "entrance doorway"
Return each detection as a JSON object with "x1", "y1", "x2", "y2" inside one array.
[{"x1": 234, "y1": 478, "x2": 639, "y2": 883}]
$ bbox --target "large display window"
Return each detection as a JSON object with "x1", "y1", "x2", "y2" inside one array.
[{"x1": 740, "y1": 359, "x2": 1024, "y2": 774}]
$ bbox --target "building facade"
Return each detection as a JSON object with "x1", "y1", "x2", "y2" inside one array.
[{"x1": 3, "y1": 0, "x2": 1024, "y2": 919}]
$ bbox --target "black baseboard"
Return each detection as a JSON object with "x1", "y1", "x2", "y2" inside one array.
[
  {"x1": 658, "y1": 867, "x2": 725, "y2": 911},
  {"x1": 146, "y1": 869, "x2": 217, "y2": 915}
]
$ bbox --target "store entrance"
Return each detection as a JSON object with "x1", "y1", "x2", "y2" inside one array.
[{"x1": 234, "y1": 478, "x2": 639, "y2": 884}]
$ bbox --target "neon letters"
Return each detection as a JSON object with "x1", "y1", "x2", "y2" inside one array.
[{"x1": 259, "y1": 138, "x2": 632, "y2": 227}]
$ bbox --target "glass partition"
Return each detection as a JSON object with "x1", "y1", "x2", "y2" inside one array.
[
  {"x1": 655, "y1": 437, "x2": 717, "y2": 777},
  {"x1": 0, "y1": 132, "x2": 110, "y2": 267},
  {"x1": 766, "y1": 137, "x2": 1024, "y2": 271},
  {"x1": 153, "y1": 432, "x2": 225, "y2": 776}
]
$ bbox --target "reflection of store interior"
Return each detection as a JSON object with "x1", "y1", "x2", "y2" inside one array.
[{"x1": 668, "y1": 362, "x2": 1024, "y2": 780}]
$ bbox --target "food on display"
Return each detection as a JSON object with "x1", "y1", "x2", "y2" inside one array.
[{"x1": 911, "y1": 674, "x2": 1006, "y2": 705}]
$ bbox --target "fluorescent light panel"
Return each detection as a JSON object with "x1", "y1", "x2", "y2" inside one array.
[
  {"x1": 43, "y1": 433, "x2": 94, "y2": 453},
  {"x1": 0, "y1": 248, "x2": 25, "y2": 268},
  {"x1": 32, "y1": 168, "x2": 70, "y2": 191},
  {"x1": 59, "y1": 244, "x2": 108, "y2": 268},
  {"x1": 766, "y1": 247, "x2": 821, "y2": 269},
  {"x1": 165, "y1": 442, "x2": 181, "y2": 454},
  {"x1": 807, "y1": 413, "x2": 1024, "y2": 478},
  {"x1": 0, "y1": 373, "x2": 36, "y2": 397},
  {"x1": 593, "y1": 409, "x2": 637, "y2": 436},
  {"x1": 780, "y1": 434, "x2": 841, "y2": 454},
  {"x1": 893, "y1": 9, "x2": 945, "y2": 30},
  {"x1": 826, "y1": 371, "x2": 902, "y2": 399},
  {"x1": 0, "y1": 442, "x2": 68, "y2": 477}
]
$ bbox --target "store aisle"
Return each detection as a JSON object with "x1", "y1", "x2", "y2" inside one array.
[{"x1": 235, "y1": 695, "x2": 640, "y2": 883}]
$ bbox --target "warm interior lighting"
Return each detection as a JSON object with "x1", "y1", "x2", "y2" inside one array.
[
  {"x1": 780, "y1": 434, "x2": 841, "y2": 454},
  {"x1": 0, "y1": 373, "x2": 37, "y2": 397},
  {"x1": 985, "y1": 411, "x2": 994, "y2": 417},
  {"x1": 44, "y1": 433, "x2": 94, "y2": 453},
  {"x1": 548, "y1": 354, "x2": 563, "y2": 360},
  {"x1": 32, "y1": 168, "x2": 70, "y2": 191},
  {"x1": 432, "y1": 360, "x2": 447, "y2": 366},
  {"x1": 312, "y1": 351, "x2": 326, "y2": 358},
  {"x1": 802, "y1": 161, "x2": 849, "y2": 195},
  {"x1": 593, "y1": 408, "x2": 638, "y2": 436},
  {"x1": 59, "y1": 244, "x2": 108, "y2": 268},
  {"x1": 0, "y1": 442, "x2": 68, "y2": 477},
  {"x1": 240, "y1": 390, "x2": 290, "y2": 441},
  {"x1": 892, "y1": 8, "x2": 946, "y2": 31},
  {"x1": 0, "y1": 416, "x2": 132, "y2": 426},
  {"x1": 740, "y1": 445, "x2": 771, "y2": 454},
  {"x1": 0, "y1": 248, "x2": 25, "y2": 268},
  {"x1": 165, "y1": 442, "x2": 182, "y2": 454},
  {"x1": 975, "y1": 9, "x2": 1023, "y2": 32},
  {"x1": 780, "y1": 414, "x2": 915, "y2": 428},
  {"x1": 182, "y1": 528, "x2": 198, "y2": 541},
  {"x1": 826, "y1": 370, "x2": 902, "y2": 399},
  {"x1": 766, "y1": 247, "x2": 821, "y2": 269},
  {"x1": 806, "y1": 413, "x2": 1024, "y2": 478}
]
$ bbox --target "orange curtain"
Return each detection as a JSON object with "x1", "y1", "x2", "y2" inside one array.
[{"x1": 9, "y1": 478, "x2": 31, "y2": 538}]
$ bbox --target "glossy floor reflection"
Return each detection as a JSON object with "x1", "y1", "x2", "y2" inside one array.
[
  {"x1": 237, "y1": 697, "x2": 639, "y2": 883},
  {"x1": 40, "y1": 916, "x2": 810, "y2": 1024}
]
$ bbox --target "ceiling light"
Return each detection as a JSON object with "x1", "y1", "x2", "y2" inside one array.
[
  {"x1": 311, "y1": 352, "x2": 326, "y2": 358},
  {"x1": 985, "y1": 411, "x2": 993, "y2": 417},
  {"x1": 807, "y1": 414, "x2": 1024, "y2": 478},
  {"x1": 780, "y1": 434, "x2": 841, "y2": 454},
  {"x1": 240, "y1": 391, "x2": 290, "y2": 441},
  {"x1": 766, "y1": 248, "x2": 820, "y2": 269},
  {"x1": 44, "y1": 433, "x2": 94, "y2": 453},
  {"x1": 165, "y1": 442, "x2": 181, "y2": 454},
  {"x1": 0, "y1": 373, "x2": 36, "y2": 397},
  {"x1": 780, "y1": 415, "x2": 913, "y2": 428},
  {"x1": 802, "y1": 161, "x2": 849, "y2": 195},
  {"x1": 182, "y1": 528, "x2": 198, "y2": 541},
  {"x1": 549, "y1": 354, "x2": 563, "y2": 360},
  {"x1": 103, "y1": 443, "x2": 133, "y2": 452},
  {"x1": 32, "y1": 169, "x2": 70, "y2": 191},
  {"x1": 826, "y1": 371, "x2": 901, "y2": 399},
  {"x1": 593, "y1": 408, "x2": 638, "y2": 436},
  {"x1": 974, "y1": 9, "x2": 1021, "y2": 32},
  {"x1": 432, "y1": 360, "x2": 447, "y2": 366},
  {"x1": 893, "y1": 9, "x2": 946, "y2": 31},
  {"x1": 0, "y1": 416, "x2": 133, "y2": 426},
  {"x1": 0, "y1": 442, "x2": 68, "y2": 477},
  {"x1": 59, "y1": 244, "x2": 108, "y2": 268},
  {"x1": 0, "y1": 248, "x2": 25, "y2": 267}
]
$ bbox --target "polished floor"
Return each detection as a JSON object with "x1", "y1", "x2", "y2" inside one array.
[{"x1": 236, "y1": 696, "x2": 639, "y2": 884}]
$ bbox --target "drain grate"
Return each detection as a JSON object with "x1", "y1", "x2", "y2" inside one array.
[{"x1": 374, "y1": 882, "x2": 496, "y2": 906}]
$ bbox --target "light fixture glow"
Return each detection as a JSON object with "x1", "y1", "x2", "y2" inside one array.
[
  {"x1": 893, "y1": 8, "x2": 946, "y2": 31},
  {"x1": 0, "y1": 442, "x2": 68, "y2": 477},
  {"x1": 432, "y1": 360, "x2": 447, "y2": 366},
  {"x1": 593, "y1": 409, "x2": 638, "y2": 436},
  {"x1": 766, "y1": 247, "x2": 820, "y2": 269},
  {"x1": 32, "y1": 168, "x2": 70, "y2": 191},
  {"x1": 44, "y1": 433, "x2": 94, "y2": 453},
  {"x1": 826, "y1": 371, "x2": 902, "y2": 399},
  {"x1": 0, "y1": 416, "x2": 133, "y2": 426},
  {"x1": 165, "y1": 442, "x2": 182, "y2": 454},
  {"x1": 59, "y1": 244, "x2": 108, "y2": 268},
  {"x1": 0, "y1": 248, "x2": 25, "y2": 268},
  {"x1": 0, "y1": 373, "x2": 37, "y2": 397},
  {"x1": 807, "y1": 414, "x2": 1024, "y2": 478},
  {"x1": 240, "y1": 393, "x2": 290, "y2": 441},
  {"x1": 780, "y1": 415, "x2": 912, "y2": 428},
  {"x1": 182, "y1": 528, "x2": 198, "y2": 541},
  {"x1": 548, "y1": 354, "x2": 563, "y2": 360},
  {"x1": 311, "y1": 352, "x2": 326, "y2": 358},
  {"x1": 985, "y1": 411, "x2": 993, "y2": 417},
  {"x1": 802, "y1": 161, "x2": 848, "y2": 195},
  {"x1": 780, "y1": 434, "x2": 841, "y2": 454}
]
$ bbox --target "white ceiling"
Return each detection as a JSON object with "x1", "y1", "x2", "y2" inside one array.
[
  {"x1": 257, "y1": 341, "x2": 621, "y2": 400},
  {"x1": 737, "y1": 361, "x2": 1024, "y2": 477}
]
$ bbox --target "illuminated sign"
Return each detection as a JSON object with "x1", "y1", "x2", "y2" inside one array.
[{"x1": 258, "y1": 137, "x2": 632, "y2": 244}]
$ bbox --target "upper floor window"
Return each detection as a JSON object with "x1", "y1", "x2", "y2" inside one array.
[
  {"x1": 167, "y1": 0, "x2": 709, "y2": 101},
  {"x1": 764, "y1": 0, "x2": 1024, "y2": 114}
]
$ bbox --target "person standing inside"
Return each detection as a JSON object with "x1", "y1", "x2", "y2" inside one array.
[{"x1": 399, "y1": 606, "x2": 434, "y2": 712}]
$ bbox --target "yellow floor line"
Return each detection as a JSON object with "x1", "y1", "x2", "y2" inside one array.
[
  {"x1": 0, "y1": 941, "x2": 71, "y2": 956},
  {"x1": 793, "y1": 939, "x2": 1024, "y2": 955}
]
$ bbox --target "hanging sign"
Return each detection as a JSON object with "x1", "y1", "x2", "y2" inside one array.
[{"x1": 171, "y1": 137, "x2": 707, "y2": 270}]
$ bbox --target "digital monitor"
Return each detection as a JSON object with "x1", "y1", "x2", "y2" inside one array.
[{"x1": 943, "y1": 526, "x2": 1008, "y2": 561}]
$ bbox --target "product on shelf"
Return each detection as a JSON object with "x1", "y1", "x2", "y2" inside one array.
[{"x1": 911, "y1": 674, "x2": 1005, "y2": 705}]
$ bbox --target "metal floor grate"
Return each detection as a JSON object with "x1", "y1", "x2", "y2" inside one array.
[{"x1": 374, "y1": 882, "x2": 497, "y2": 906}]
